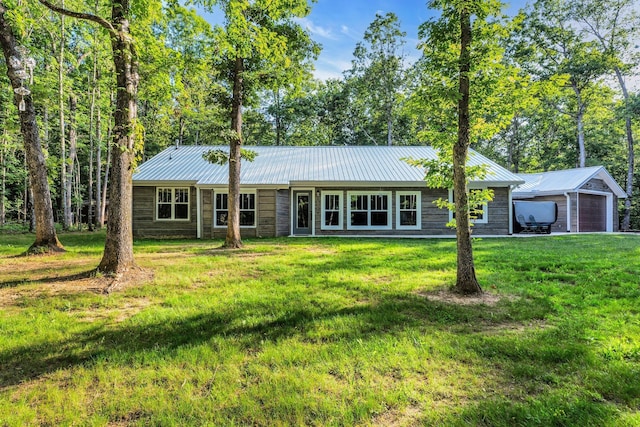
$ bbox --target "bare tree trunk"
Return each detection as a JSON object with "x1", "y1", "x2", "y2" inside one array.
[
  {"x1": 0, "y1": 2, "x2": 64, "y2": 253},
  {"x1": 225, "y1": 55, "x2": 244, "y2": 249},
  {"x1": 572, "y1": 83, "x2": 587, "y2": 168},
  {"x1": 58, "y1": 3, "x2": 71, "y2": 230},
  {"x1": 67, "y1": 94, "x2": 77, "y2": 227},
  {"x1": 88, "y1": 80, "x2": 95, "y2": 231},
  {"x1": 454, "y1": 4, "x2": 481, "y2": 295},
  {"x1": 96, "y1": 91, "x2": 103, "y2": 228},
  {"x1": 0, "y1": 132, "x2": 5, "y2": 226},
  {"x1": 614, "y1": 67, "x2": 635, "y2": 230},
  {"x1": 100, "y1": 107, "x2": 112, "y2": 228}
]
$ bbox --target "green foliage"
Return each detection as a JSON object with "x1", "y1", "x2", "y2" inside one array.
[
  {"x1": 410, "y1": 0, "x2": 521, "y2": 148},
  {"x1": 0, "y1": 233, "x2": 639, "y2": 424},
  {"x1": 202, "y1": 147, "x2": 257, "y2": 165}
]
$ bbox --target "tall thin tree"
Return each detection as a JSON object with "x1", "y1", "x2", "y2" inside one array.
[{"x1": 0, "y1": 1, "x2": 64, "y2": 253}]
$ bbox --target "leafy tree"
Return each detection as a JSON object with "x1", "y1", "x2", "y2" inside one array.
[
  {"x1": 411, "y1": 0, "x2": 519, "y2": 294},
  {"x1": 346, "y1": 12, "x2": 407, "y2": 146},
  {"x1": 572, "y1": 0, "x2": 640, "y2": 229},
  {"x1": 39, "y1": 0, "x2": 162, "y2": 274},
  {"x1": 518, "y1": 0, "x2": 609, "y2": 168},
  {"x1": 0, "y1": 1, "x2": 64, "y2": 253},
  {"x1": 197, "y1": 0, "x2": 319, "y2": 248}
]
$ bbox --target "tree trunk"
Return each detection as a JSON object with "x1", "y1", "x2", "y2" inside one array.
[
  {"x1": 67, "y1": 94, "x2": 77, "y2": 227},
  {"x1": 0, "y1": 133, "x2": 5, "y2": 226},
  {"x1": 58, "y1": 4, "x2": 71, "y2": 230},
  {"x1": 101, "y1": 106, "x2": 112, "y2": 229},
  {"x1": 225, "y1": 55, "x2": 244, "y2": 249},
  {"x1": 97, "y1": 7, "x2": 138, "y2": 274},
  {"x1": 0, "y1": 2, "x2": 64, "y2": 253},
  {"x1": 454, "y1": 4, "x2": 481, "y2": 295},
  {"x1": 614, "y1": 67, "x2": 635, "y2": 230},
  {"x1": 96, "y1": 92, "x2": 103, "y2": 228},
  {"x1": 88, "y1": 82, "x2": 95, "y2": 231},
  {"x1": 572, "y1": 83, "x2": 587, "y2": 168}
]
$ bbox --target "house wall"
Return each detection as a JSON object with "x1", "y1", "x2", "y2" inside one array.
[
  {"x1": 133, "y1": 185, "x2": 512, "y2": 239},
  {"x1": 276, "y1": 189, "x2": 290, "y2": 237},
  {"x1": 579, "y1": 178, "x2": 619, "y2": 231},
  {"x1": 312, "y1": 186, "x2": 510, "y2": 236},
  {"x1": 206, "y1": 188, "x2": 280, "y2": 239},
  {"x1": 514, "y1": 177, "x2": 620, "y2": 233},
  {"x1": 133, "y1": 186, "x2": 198, "y2": 238}
]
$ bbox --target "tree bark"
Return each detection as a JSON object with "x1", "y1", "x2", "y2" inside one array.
[
  {"x1": 0, "y1": 2, "x2": 64, "y2": 253},
  {"x1": 58, "y1": 3, "x2": 71, "y2": 230},
  {"x1": 614, "y1": 67, "x2": 635, "y2": 230},
  {"x1": 572, "y1": 82, "x2": 587, "y2": 168},
  {"x1": 97, "y1": 4, "x2": 138, "y2": 274},
  {"x1": 67, "y1": 94, "x2": 77, "y2": 227},
  {"x1": 454, "y1": 4, "x2": 482, "y2": 295},
  {"x1": 225, "y1": 55, "x2": 244, "y2": 249}
]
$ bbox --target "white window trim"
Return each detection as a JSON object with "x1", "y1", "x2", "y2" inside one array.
[
  {"x1": 396, "y1": 191, "x2": 422, "y2": 230},
  {"x1": 448, "y1": 189, "x2": 489, "y2": 224},
  {"x1": 156, "y1": 187, "x2": 190, "y2": 221},
  {"x1": 320, "y1": 191, "x2": 343, "y2": 230},
  {"x1": 214, "y1": 190, "x2": 257, "y2": 228},
  {"x1": 347, "y1": 191, "x2": 392, "y2": 230}
]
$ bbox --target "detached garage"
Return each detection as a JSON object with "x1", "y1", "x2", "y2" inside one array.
[{"x1": 513, "y1": 166, "x2": 626, "y2": 233}]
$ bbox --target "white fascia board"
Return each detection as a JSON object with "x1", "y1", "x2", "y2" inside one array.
[{"x1": 133, "y1": 180, "x2": 198, "y2": 187}]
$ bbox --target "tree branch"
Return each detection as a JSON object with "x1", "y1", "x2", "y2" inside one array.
[{"x1": 38, "y1": 0, "x2": 117, "y2": 37}]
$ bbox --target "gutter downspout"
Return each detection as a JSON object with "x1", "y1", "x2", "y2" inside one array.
[
  {"x1": 576, "y1": 191, "x2": 580, "y2": 233},
  {"x1": 196, "y1": 187, "x2": 202, "y2": 239},
  {"x1": 508, "y1": 186, "x2": 513, "y2": 235},
  {"x1": 564, "y1": 192, "x2": 571, "y2": 232}
]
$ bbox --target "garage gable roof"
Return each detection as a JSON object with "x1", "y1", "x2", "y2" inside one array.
[
  {"x1": 133, "y1": 145, "x2": 524, "y2": 186},
  {"x1": 514, "y1": 166, "x2": 627, "y2": 198}
]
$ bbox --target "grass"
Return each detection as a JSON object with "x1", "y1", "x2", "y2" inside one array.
[{"x1": 0, "y1": 232, "x2": 639, "y2": 426}]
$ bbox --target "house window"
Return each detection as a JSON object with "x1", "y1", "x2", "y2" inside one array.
[
  {"x1": 347, "y1": 191, "x2": 392, "y2": 229},
  {"x1": 215, "y1": 192, "x2": 256, "y2": 227},
  {"x1": 396, "y1": 191, "x2": 421, "y2": 230},
  {"x1": 448, "y1": 189, "x2": 488, "y2": 224},
  {"x1": 156, "y1": 188, "x2": 190, "y2": 220},
  {"x1": 321, "y1": 191, "x2": 343, "y2": 230}
]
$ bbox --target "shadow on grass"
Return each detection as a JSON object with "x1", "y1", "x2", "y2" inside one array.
[
  {"x1": 0, "y1": 270, "x2": 97, "y2": 290},
  {"x1": 0, "y1": 291, "x2": 552, "y2": 390}
]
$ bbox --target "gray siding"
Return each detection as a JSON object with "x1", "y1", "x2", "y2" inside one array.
[
  {"x1": 521, "y1": 194, "x2": 574, "y2": 233},
  {"x1": 276, "y1": 190, "x2": 290, "y2": 237},
  {"x1": 133, "y1": 186, "x2": 198, "y2": 238},
  {"x1": 312, "y1": 186, "x2": 510, "y2": 236}
]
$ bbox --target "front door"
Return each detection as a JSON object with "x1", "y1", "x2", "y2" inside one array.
[{"x1": 293, "y1": 191, "x2": 312, "y2": 235}]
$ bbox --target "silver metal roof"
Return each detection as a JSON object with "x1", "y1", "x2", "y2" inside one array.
[
  {"x1": 133, "y1": 145, "x2": 524, "y2": 186},
  {"x1": 513, "y1": 166, "x2": 627, "y2": 198}
]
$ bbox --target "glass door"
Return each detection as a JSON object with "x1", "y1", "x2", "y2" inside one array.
[{"x1": 293, "y1": 191, "x2": 312, "y2": 235}]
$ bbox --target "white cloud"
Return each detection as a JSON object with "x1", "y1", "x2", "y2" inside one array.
[{"x1": 297, "y1": 18, "x2": 338, "y2": 40}]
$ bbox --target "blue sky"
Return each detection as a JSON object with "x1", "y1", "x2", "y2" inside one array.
[
  {"x1": 195, "y1": 0, "x2": 531, "y2": 80},
  {"x1": 300, "y1": 0, "x2": 530, "y2": 80}
]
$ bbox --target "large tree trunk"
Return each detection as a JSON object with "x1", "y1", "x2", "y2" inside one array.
[
  {"x1": 614, "y1": 67, "x2": 635, "y2": 230},
  {"x1": 97, "y1": 7, "x2": 138, "y2": 274},
  {"x1": 0, "y1": 2, "x2": 64, "y2": 253},
  {"x1": 454, "y1": 4, "x2": 482, "y2": 295},
  {"x1": 225, "y1": 55, "x2": 244, "y2": 249}
]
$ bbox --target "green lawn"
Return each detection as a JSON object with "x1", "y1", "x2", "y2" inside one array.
[{"x1": 0, "y1": 232, "x2": 639, "y2": 426}]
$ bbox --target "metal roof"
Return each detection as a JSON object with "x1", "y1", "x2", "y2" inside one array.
[
  {"x1": 133, "y1": 145, "x2": 524, "y2": 187},
  {"x1": 513, "y1": 166, "x2": 627, "y2": 198}
]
